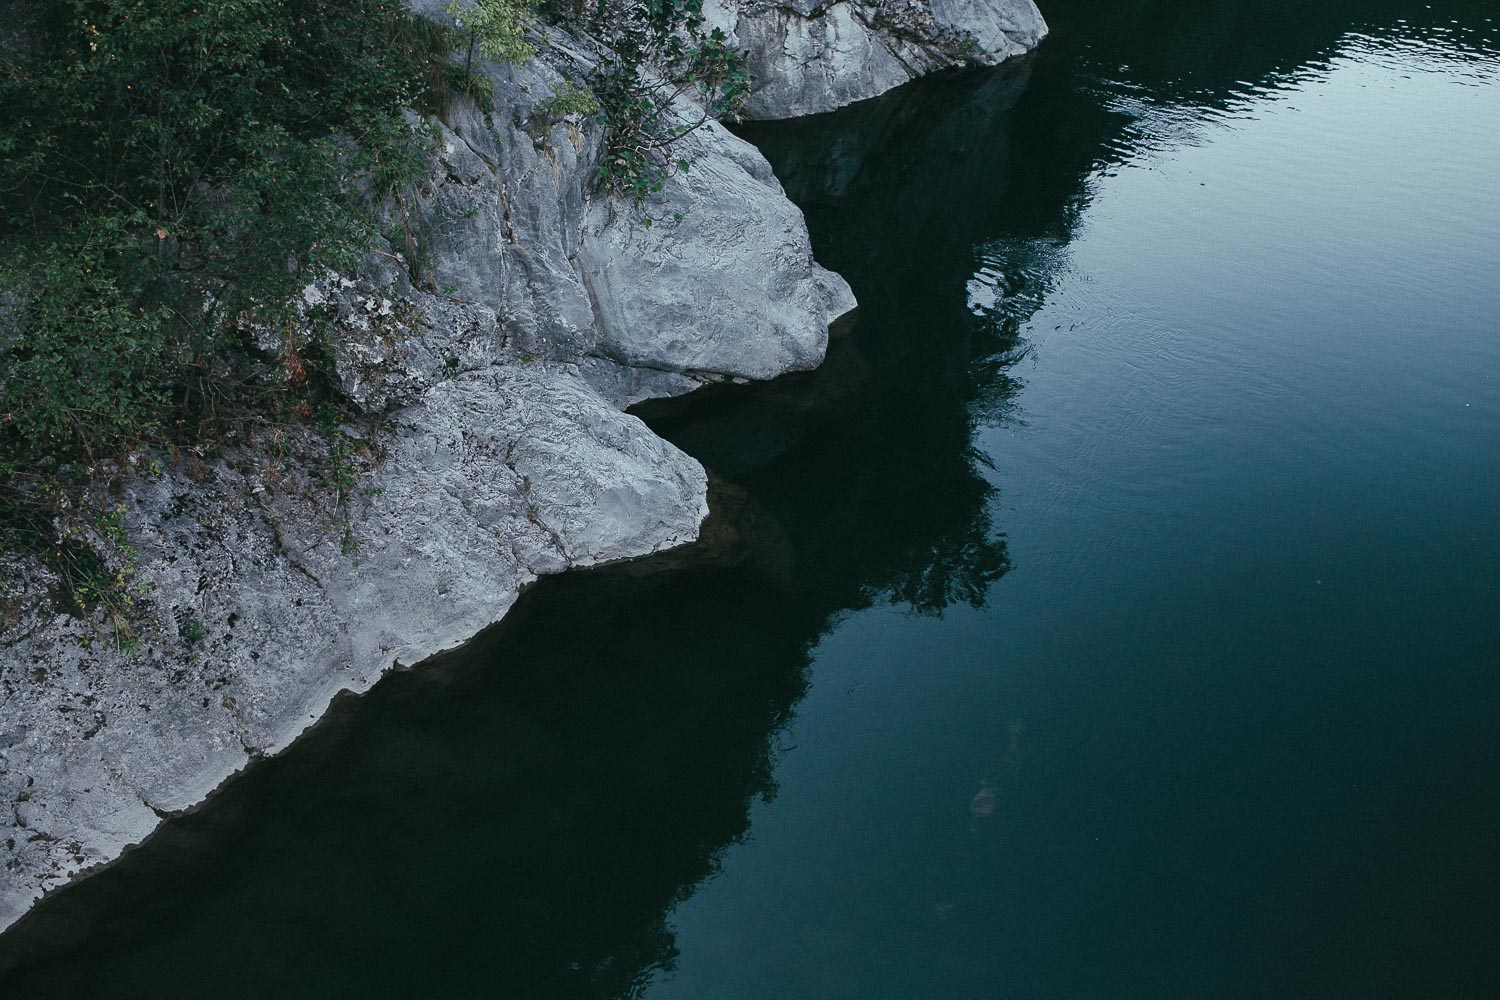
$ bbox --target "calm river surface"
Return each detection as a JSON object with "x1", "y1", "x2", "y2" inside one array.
[{"x1": 3, "y1": 0, "x2": 1498, "y2": 996}]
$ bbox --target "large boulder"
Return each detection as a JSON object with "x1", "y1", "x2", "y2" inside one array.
[{"x1": 581, "y1": 97, "x2": 857, "y2": 382}]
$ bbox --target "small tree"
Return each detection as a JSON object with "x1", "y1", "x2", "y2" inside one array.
[
  {"x1": 450, "y1": 0, "x2": 538, "y2": 69},
  {"x1": 582, "y1": 0, "x2": 750, "y2": 206}
]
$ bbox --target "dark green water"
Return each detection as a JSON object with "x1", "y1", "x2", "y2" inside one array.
[{"x1": 4, "y1": 0, "x2": 1499, "y2": 996}]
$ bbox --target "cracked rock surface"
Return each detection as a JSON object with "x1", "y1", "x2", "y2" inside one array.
[{"x1": 0, "y1": 362, "x2": 708, "y2": 929}]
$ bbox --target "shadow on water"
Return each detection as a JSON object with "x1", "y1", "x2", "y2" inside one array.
[{"x1": 3, "y1": 0, "x2": 1497, "y2": 995}]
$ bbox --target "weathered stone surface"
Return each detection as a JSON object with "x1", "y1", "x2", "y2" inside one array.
[
  {"x1": 704, "y1": 0, "x2": 1047, "y2": 119},
  {"x1": 581, "y1": 98, "x2": 856, "y2": 380},
  {"x1": 0, "y1": 363, "x2": 707, "y2": 932}
]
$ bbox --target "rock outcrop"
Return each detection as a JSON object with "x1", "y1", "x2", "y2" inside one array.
[
  {"x1": 704, "y1": 0, "x2": 1047, "y2": 118},
  {"x1": 0, "y1": 0, "x2": 1042, "y2": 934},
  {"x1": 0, "y1": 362, "x2": 708, "y2": 930}
]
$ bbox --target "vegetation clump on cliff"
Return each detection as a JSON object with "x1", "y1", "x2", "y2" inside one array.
[
  {"x1": 0, "y1": 0, "x2": 468, "y2": 447},
  {"x1": 0, "y1": 0, "x2": 459, "y2": 625},
  {"x1": 456, "y1": 0, "x2": 749, "y2": 204},
  {"x1": 578, "y1": 0, "x2": 749, "y2": 205}
]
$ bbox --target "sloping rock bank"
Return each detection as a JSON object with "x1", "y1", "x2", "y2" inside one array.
[{"x1": 0, "y1": 0, "x2": 1041, "y2": 933}]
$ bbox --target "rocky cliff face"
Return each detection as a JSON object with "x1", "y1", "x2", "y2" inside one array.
[{"x1": 0, "y1": 1, "x2": 1041, "y2": 934}]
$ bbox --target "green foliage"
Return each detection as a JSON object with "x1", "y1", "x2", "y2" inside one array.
[
  {"x1": 2, "y1": 231, "x2": 173, "y2": 458},
  {"x1": 575, "y1": 0, "x2": 750, "y2": 206},
  {"x1": 0, "y1": 0, "x2": 448, "y2": 453},
  {"x1": 178, "y1": 614, "x2": 206, "y2": 644},
  {"x1": 0, "y1": 0, "x2": 459, "y2": 615},
  {"x1": 536, "y1": 81, "x2": 601, "y2": 120},
  {"x1": 451, "y1": 0, "x2": 537, "y2": 66},
  {"x1": 313, "y1": 402, "x2": 362, "y2": 555}
]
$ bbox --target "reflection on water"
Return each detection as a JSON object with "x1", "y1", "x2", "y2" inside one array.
[{"x1": 3, "y1": 1, "x2": 1499, "y2": 996}]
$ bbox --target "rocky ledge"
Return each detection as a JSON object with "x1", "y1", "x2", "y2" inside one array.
[
  {"x1": 708, "y1": 0, "x2": 1047, "y2": 118},
  {"x1": 0, "y1": 0, "x2": 1043, "y2": 934}
]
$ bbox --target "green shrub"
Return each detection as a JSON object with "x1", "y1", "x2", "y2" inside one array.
[
  {"x1": 0, "y1": 0, "x2": 460, "y2": 611},
  {"x1": 0, "y1": 0, "x2": 451, "y2": 450},
  {"x1": 450, "y1": 0, "x2": 538, "y2": 66},
  {"x1": 579, "y1": 0, "x2": 750, "y2": 206},
  {"x1": 2, "y1": 232, "x2": 172, "y2": 459},
  {"x1": 536, "y1": 81, "x2": 601, "y2": 120}
]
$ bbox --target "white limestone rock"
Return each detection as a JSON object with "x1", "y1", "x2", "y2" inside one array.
[
  {"x1": 0, "y1": 364, "x2": 707, "y2": 932},
  {"x1": 581, "y1": 96, "x2": 856, "y2": 381}
]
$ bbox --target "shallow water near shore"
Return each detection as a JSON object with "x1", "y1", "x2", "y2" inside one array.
[{"x1": 3, "y1": 0, "x2": 1499, "y2": 996}]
